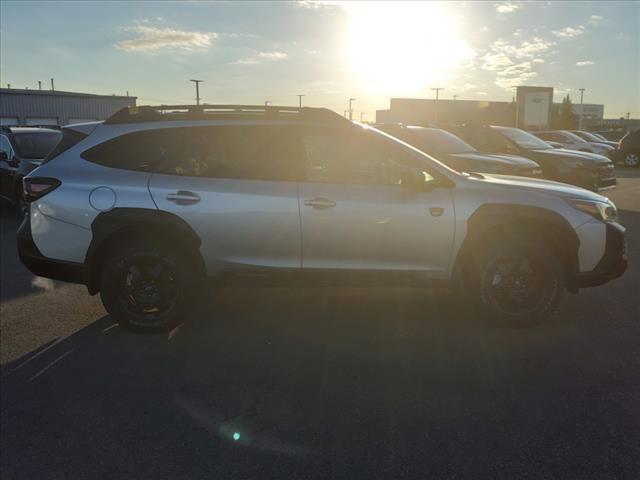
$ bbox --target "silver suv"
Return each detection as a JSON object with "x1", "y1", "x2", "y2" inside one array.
[{"x1": 17, "y1": 105, "x2": 627, "y2": 332}]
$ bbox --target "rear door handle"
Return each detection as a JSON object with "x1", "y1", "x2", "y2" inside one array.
[
  {"x1": 304, "y1": 197, "x2": 336, "y2": 209},
  {"x1": 166, "y1": 190, "x2": 201, "y2": 205}
]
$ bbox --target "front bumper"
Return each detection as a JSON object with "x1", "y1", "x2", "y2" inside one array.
[
  {"x1": 17, "y1": 214, "x2": 87, "y2": 285},
  {"x1": 576, "y1": 222, "x2": 627, "y2": 288}
]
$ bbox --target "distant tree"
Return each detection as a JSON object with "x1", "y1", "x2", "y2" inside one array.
[{"x1": 550, "y1": 94, "x2": 577, "y2": 129}]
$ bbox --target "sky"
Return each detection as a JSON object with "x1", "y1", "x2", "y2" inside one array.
[{"x1": 1, "y1": 1, "x2": 639, "y2": 119}]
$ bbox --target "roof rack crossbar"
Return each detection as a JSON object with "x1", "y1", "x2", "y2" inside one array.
[{"x1": 104, "y1": 104, "x2": 349, "y2": 125}]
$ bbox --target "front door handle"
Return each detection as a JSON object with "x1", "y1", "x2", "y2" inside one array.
[
  {"x1": 304, "y1": 197, "x2": 336, "y2": 209},
  {"x1": 166, "y1": 190, "x2": 201, "y2": 205}
]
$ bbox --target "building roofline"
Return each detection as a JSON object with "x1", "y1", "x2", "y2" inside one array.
[{"x1": 0, "y1": 88, "x2": 136, "y2": 99}]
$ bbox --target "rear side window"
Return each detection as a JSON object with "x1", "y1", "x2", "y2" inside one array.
[
  {"x1": 82, "y1": 126, "x2": 303, "y2": 181},
  {"x1": 43, "y1": 129, "x2": 86, "y2": 164}
]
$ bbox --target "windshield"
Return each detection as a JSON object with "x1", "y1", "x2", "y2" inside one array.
[
  {"x1": 408, "y1": 128, "x2": 477, "y2": 154},
  {"x1": 573, "y1": 131, "x2": 602, "y2": 142},
  {"x1": 12, "y1": 131, "x2": 62, "y2": 158},
  {"x1": 494, "y1": 126, "x2": 553, "y2": 150}
]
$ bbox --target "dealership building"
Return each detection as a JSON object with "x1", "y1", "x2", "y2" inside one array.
[
  {"x1": 0, "y1": 88, "x2": 137, "y2": 126},
  {"x1": 376, "y1": 87, "x2": 607, "y2": 131}
]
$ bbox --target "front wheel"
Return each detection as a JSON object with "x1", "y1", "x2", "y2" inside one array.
[
  {"x1": 467, "y1": 238, "x2": 565, "y2": 328},
  {"x1": 99, "y1": 240, "x2": 198, "y2": 333}
]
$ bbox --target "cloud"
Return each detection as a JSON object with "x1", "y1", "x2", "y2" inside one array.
[
  {"x1": 258, "y1": 51, "x2": 288, "y2": 60},
  {"x1": 476, "y1": 92, "x2": 489, "y2": 96},
  {"x1": 576, "y1": 60, "x2": 594, "y2": 66},
  {"x1": 115, "y1": 26, "x2": 216, "y2": 52},
  {"x1": 233, "y1": 51, "x2": 288, "y2": 65},
  {"x1": 588, "y1": 15, "x2": 603, "y2": 25},
  {"x1": 481, "y1": 37, "x2": 553, "y2": 90},
  {"x1": 494, "y1": 2, "x2": 520, "y2": 13},
  {"x1": 552, "y1": 25, "x2": 585, "y2": 38}
]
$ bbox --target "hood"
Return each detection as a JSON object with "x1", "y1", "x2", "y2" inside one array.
[
  {"x1": 530, "y1": 148, "x2": 612, "y2": 165},
  {"x1": 466, "y1": 173, "x2": 609, "y2": 202},
  {"x1": 449, "y1": 152, "x2": 539, "y2": 169}
]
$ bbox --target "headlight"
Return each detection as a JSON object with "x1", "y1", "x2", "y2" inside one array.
[{"x1": 567, "y1": 199, "x2": 619, "y2": 222}]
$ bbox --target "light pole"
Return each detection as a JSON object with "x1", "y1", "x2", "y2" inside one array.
[
  {"x1": 431, "y1": 88, "x2": 444, "y2": 124},
  {"x1": 511, "y1": 86, "x2": 519, "y2": 128},
  {"x1": 297, "y1": 94, "x2": 305, "y2": 108},
  {"x1": 349, "y1": 98, "x2": 357, "y2": 121},
  {"x1": 578, "y1": 88, "x2": 586, "y2": 130},
  {"x1": 360, "y1": 112, "x2": 366, "y2": 123},
  {"x1": 453, "y1": 95, "x2": 458, "y2": 101},
  {"x1": 189, "y1": 79, "x2": 203, "y2": 105}
]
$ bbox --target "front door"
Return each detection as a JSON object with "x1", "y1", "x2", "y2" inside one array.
[{"x1": 299, "y1": 127, "x2": 455, "y2": 275}]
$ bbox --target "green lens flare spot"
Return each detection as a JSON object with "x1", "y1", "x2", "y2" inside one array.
[{"x1": 233, "y1": 432, "x2": 241, "y2": 441}]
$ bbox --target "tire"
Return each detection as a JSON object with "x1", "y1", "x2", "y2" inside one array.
[
  {"x1": 623, "y1": 153, "x2": 639, "y2": 168},
  {"x1": 466, "y1": 236, "x2": 564, "y2": 328},
  {"x1": 99, "y1": 239, "x2": 198, "y2": 333}
]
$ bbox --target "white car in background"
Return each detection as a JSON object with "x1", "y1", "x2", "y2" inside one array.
[{"x1": 533, "y1": 130, "x2": 615, "y2": 157}]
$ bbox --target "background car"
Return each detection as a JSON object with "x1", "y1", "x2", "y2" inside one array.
[
  {"x1": 0, "y1": 126, "x2": 61, "y2": 212},
  {"x1": 569, "y1": 130, "x2": 619, "y2": 148},
  {"x1": 613, "y1": 129, "x2": 640, "y2": 167},
  {"x1": 449, "y1": 125, "x2": 616, "y2": 191},
  {"x1": 532, "y1": 130, "x2": 614, "y2": 157},
  {"x1": 373, "y1": 124, "x2": 542, "y2": 177}
]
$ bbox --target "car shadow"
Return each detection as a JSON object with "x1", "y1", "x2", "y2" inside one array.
[{"x1": 4, "y1": 281, "x2": 639, "y2": 480}]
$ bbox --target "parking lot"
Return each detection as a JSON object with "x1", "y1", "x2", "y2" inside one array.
[{"x1": 1, "y1": 168, "x2": 639, "y2": 479}]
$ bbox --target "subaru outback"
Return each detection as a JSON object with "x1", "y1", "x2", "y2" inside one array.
[{"x1": 17, "y1": 105, "x2": 627, "y2": 332}]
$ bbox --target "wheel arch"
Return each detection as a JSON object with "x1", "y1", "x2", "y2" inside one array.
[
  {"x1": 453, "y1": 203, "x2": 581, "y2": 292},
  {"x1": 85, "y1": 208, "x2": 205, "y2": 294}
]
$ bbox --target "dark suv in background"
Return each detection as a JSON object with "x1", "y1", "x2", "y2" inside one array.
[
  {"x1": 374, "y1": 124, "x2": 542, "y2": 177},
  {"x1": 0, "y1": 126, "x2": 62, "y2": 212},
  {"x1": 449, "y1": 125, "x2": 616, "y2": 191}
]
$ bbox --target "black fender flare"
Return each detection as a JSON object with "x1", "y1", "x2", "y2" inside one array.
[
  {"x1": 453, "y1": 203, "x2": 581, "y2": 291},
  {"x1": 85, "y1": 208, "x2": 205, "y2": 294}
]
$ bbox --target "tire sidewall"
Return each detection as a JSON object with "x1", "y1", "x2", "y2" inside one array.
[
  {"x1": 100, "y1": 242, "x2": 196, "y2": 333},
  {"x1": 468, "y1": 238, "x2": 564, "y2": 328}
]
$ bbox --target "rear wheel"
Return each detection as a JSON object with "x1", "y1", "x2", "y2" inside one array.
[
  {"x1": 467, "y1": 237, "x2": 564, "y2": 327},
  {"x1": 624, "y1": 153, "x2": 639, "y2": 167},
  {"x1": 99, "y1": 240, "x2": 198, "y2": 333}
]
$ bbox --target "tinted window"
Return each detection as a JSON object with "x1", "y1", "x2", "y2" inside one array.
[
  {"x1": 303, "y1": 128, "x2": 433, "y2": 185},
  {"x1": 0, "y1": 135, "x2": 13, "y2": 157},
  {"x1": 407, "y1": 128, "x2": 476, "y2": 154},
  {"x1": 493, "y1": 127, "x2": 552, "y2": 150},
  {"x1": 83, "y1": 126, "x2": 303, "y2": 181},
  {"x1": 12, "y1": 131, "x2": 61, "y2": 158}
]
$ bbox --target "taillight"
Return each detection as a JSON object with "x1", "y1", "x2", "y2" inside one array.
[{"x1": 23, "y1": 177, "x2": 61, "y2": 202}]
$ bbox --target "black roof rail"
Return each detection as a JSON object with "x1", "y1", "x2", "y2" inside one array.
[{"x1": 104, "y1": 104, "x2": 350, "y2": 125}]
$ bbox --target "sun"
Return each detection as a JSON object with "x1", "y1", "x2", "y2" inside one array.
[{"x1": 346, "y1": 2, "x2": 475, "y2": 94}]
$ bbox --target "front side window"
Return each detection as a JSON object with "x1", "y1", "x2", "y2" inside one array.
[{"x1": 303, "y1": 128, "x2": 433, "y2": 186}]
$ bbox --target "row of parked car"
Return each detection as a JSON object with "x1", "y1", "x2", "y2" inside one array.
[
  {"x1": 11, "y1": 105, "x2": 629, "y2": 333},
  {"x1": 1, "y1": 123, "x2": 639, "y2": 214}
]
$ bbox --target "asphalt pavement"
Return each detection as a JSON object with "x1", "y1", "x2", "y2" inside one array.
[{"x1": 1, "y1": 170, "x2": 639, "y2": 479}]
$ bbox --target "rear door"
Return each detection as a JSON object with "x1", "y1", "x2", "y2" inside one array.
[
  {"x1": 298, "y1": 126, "x2": 455, "y2": 274},
  {"x1": 148, "y1": 125, "x2": 303, "y2": 274}
]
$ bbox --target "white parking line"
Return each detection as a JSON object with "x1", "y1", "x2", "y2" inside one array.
[{"x1": 27, "y1": 350, "x2": 73, "y2": 382}]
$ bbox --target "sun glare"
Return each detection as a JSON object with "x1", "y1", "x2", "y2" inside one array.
[{"x1": 346, "y1": 2, "x2": 475, "y2": 94}]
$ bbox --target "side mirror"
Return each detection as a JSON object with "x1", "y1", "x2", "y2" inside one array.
[{"x1": 0, "y1": 151, "x2": 8, "y2": 162}]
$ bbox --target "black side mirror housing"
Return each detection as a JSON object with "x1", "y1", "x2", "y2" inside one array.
[
  {"x1": 400, "y1": 169, "x2": 427, "y2": 190},
  {"x1": 0, "y1": 151, "x2": 8, "y2": 162}
]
